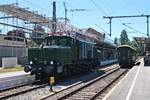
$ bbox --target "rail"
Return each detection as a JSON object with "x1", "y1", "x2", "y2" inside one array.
[{"x1": 40, "y1": 66, "x2": 127, "y2": 100}]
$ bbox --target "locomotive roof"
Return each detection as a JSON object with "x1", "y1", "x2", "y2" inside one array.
[
  {"x1": 117, "y1": 45, "x2": 136, "y2": 51},
  {"x1": 45, "y1": 35, "x2": 95, "y2": 44}
]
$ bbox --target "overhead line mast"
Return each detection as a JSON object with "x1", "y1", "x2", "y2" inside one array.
[
  {"x1": 52, "y1": 0, "x2": 57, "y2": 33},
  {"x1": 103, "y1": 14, "x2": 150, "y2": 37}
]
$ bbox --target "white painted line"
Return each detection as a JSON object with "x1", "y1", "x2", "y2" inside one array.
[{"x1": 125, "y1": 63, "x2": 141, "y2": 100}]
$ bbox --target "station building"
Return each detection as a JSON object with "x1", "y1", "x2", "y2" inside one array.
[
  {"x1": 134, "y1": 37, "x2": 150, "y2": 55},
  {"x1": 0, "y1": 34, "x2": 27, "y2": 67}
]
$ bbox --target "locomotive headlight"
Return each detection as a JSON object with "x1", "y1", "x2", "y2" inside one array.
[
  {"x1": 29, "y1": 61, "x2": 33, "y2": 65},
  {"x1": 50, "y1": 61, "x2": 54, "y2": 65}
]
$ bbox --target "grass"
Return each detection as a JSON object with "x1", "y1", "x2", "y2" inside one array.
[{"x1": 0, "y1": 65, "x2": 24, "y2": 73}]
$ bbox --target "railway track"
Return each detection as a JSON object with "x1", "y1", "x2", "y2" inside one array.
[
  {"x1": 57, "y1": 68, "x2": 127, "y2": 100},
  {"x1": 0, "y1": 64, "x2": 120, "y2": 100},
  {"x1": 0, "y1": 79, "x2": 38, "y2": 92},
  {"x1": 40, "y1": 66, "x2": 127, "y2": 100},
  {"x1": 0, "y1": 81, "x2": 48, "y2": 100}
]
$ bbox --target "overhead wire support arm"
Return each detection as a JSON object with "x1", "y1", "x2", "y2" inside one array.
[
  {"x1": 103, "y1": 14, "x2": 150, "y2": 19},
  {"x1": 69, "y1": 9, "x2": 88, "y2": 12},
  {"x1": 103, "y1": 14, "x2": 150, "y2": 38}
]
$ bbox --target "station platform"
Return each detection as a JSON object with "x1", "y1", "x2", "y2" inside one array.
[
  {"x1": 103, "y1": 58, "x2": 150, "y2": 100},
  {"x1": 0, "y1": 71, "x2": 35, "y2": 90},
  {"x1": 0, "y1": 71, "x2": 29, "y2": 79}
]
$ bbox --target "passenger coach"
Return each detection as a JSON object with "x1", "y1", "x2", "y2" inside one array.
[{"x1": 117, "y1": 45, "x2": 137, "y2": 68}]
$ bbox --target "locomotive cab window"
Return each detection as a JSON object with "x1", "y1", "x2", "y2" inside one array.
[
  {"x1": 45, "y1": 36, "x2": 71, "y2": 47},
  {"x1": 58, "y1": 38, "x2": 70, "y2": 46}
]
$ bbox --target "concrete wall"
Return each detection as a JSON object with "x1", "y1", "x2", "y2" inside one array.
[{"x1": 2, "y1": 57, "x2": 17, "y2": 68}]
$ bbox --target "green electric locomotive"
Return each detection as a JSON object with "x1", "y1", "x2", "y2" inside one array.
[
  {"x1": 24, "y1": 32, "x2": 101, "y2": 80},
  {"x1": 117, "y1": 45, "x2": 137, "y2": 68}
]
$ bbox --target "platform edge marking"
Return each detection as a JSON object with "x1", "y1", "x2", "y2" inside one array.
[{"x1": 125, "y1": 60, "x2": 142, "y2": 100}]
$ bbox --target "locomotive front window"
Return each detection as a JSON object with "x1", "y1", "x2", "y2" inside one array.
[
  {"x1": 51, "y1": 40, "x2": 57, "y2": 45},
  {"x1": 46, "y1": 37, "x2": 71, "y2": 47},
  {"x1": 58, "y1": 39, "x2": 69, "y2": 46}
]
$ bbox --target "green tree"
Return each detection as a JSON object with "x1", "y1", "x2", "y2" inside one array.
[
  {"x1": 114, "y1": 37, "x2": 118, "y2": 45},
  {"x1": 130, "y1": 39, "x2": 140, "y2": 53},
  {"x1": 120, "y1": 29, "x2": 130, "y2": 45}
]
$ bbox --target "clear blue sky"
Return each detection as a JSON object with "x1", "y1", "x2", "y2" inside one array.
[{"x1": 0, "y1": 0, "x2": 149, "y2": 41}]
